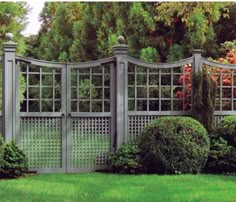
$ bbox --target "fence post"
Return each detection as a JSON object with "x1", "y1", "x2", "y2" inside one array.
[
  {"x1": 2, "y1": 33, "x2": 17, "y2": 142},
  {"x1": 112, "y1": 36, "x2": 129, "y2": 149},
  {"x1": 192, "y1": 49, "x2": 204, "y2": 73}
]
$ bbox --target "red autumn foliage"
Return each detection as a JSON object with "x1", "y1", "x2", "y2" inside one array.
[{"x1": 176, "y1": 49, "x2": 236, "y2": 110}]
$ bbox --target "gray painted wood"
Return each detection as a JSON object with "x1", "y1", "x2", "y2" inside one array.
[
  {"x1": 66, "y1": 64, "x2": 72, "y2": 173},
  {"x1": 15, "y1": 61, "x2": 20, "y2": 144},
  {"x1": 112, "y1": 44, "x2": 129, "y2": 148},
  {"x1": 128, "y1": 111, "x2": 192, "y2": 116},
  {"x1": 202, "y1": 57, "x2": 236, "y2": 69},
  {"x1": 2, "y1": 40, "x2": 17, "y2": 141},
  {"x1": 110, "y1": 63, "x2": 116, "y2": 152},
  {"x1": 127, "y1": 56, "x2": 193, "y2": 69},
  {"x1": 192, "y1": 50, "x2": 204, "y2": 73},
  {"x1": 61, "y1": 65, "x2": 67, "y2": 172},
  {"x1": 20, "y1": 112, "x2": 64, "y2": 117}
]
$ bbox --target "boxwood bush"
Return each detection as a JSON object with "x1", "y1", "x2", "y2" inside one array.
[
  {"x1": 205, "y1": 115, "x2": 236, "y2": 174},
  {"x1": 0, "y1": 141, "x2": 28, "y2": 178},
  {"x1": 205, "y1": 134, "x2": 236, "y2": 174},
  {"x1": 109, "y1": 144, "x2": 143, "y2": 174},
  {"x1": 138, "y1": 117, "x2": 210, "y2": 174},
  {"x1": 216, "y1": 115, "x2": 236, "y2": 147}
]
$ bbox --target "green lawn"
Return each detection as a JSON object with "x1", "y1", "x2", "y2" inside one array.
[{"x1": 0, "y1": 173, "x2": 236, "y2": 202}]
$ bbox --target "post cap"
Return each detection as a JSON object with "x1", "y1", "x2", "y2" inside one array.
[
  {"x1": 192, "y1": 49, "x2": 205, "y2": 54},
  {"x1": 6, "y1": 32, "x2": 14, "y2": 41},
  {"x1": 117, "y1": 36, "x2": 126, "y2": 45},
  {"x1": 112, "y1": 36, "x2": 129, "y2": 55},
  {"x1": 2, "y1": 32, "x2": 17, "y2": 51}
]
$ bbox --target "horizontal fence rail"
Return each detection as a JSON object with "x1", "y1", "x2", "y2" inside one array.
[
  {"x1": 202, "y1": 57, "x2": 236, "y2": 69},
  {"x1": 127, "y1": 56, "x2": 193, "y2": 69},
  {"x1": 16, "y1": 56, "x2": 116, "y2": 68}
]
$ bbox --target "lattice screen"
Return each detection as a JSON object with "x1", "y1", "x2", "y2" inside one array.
[
  {"x1": 72, "y1": 117, "x2": 111, "y2": 168},
  {"x1": 204, "y1": 64, "x2": 236, "y2": 111},
  {"x1": 19, "y1": 117, "x2": 62, "y2": 168},
  {"x1": 20, "y1": 63, "x2": 62, "y2": 112},
  {"x1": 128, "y1": 115, "x2": 162, "y2": 142},
  {"x1": 71, "y1": 64, "x2": 111, "y2": 112},
  {"x1": 128, "y1": 63, "x2": 191, "y2": 112}
]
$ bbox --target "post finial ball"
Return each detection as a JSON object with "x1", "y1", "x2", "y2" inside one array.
[
  {"x1": 6, "y1": 32, "x2": 13, "y2": 41},
  {"x1": 117, "y1": 36, "x2": 126, "y2": 44}
]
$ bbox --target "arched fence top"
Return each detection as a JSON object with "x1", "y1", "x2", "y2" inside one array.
[
  {"x1": 16, "y1": 55, "x2": 115, "y2": 68},
  {"x1": 67, "y1": 56, "x2": 115, "y2": 68},
  {"x1": 16, "y1": 55, "x2": 66, "y2": 68},
  {"x1": 127, "y1": 56, "x2": 193, "y2": 69},
  {"x1": 201, "y1": 57, "x2": 236, "y2": 69}
]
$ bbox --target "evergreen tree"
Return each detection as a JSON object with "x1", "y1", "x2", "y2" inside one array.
[{"x1": 0, "y1": 2, "x2": 29, "y2": 54}]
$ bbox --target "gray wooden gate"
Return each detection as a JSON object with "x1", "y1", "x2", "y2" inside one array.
[
  {"x1": 1, "y1": 35, "x2": 129, "y2": 173},
  {"x1": 13, "y1": 57, "x2": 116, "y2": 173}
]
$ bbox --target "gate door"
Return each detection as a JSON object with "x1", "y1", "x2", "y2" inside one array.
[
  {"x1": 17, "y1": 58, "x2": 67, "y2": 173},
  {"x1": 66, "y1": 59, "x2": 115, "y2": 172},
  {"x1": 17, "y1": 57, "x2": 115, "y2": 173}
]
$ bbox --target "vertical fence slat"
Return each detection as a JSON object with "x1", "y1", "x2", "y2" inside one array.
[
  {"x1": 135, "y1": 65, "x2": 137, "y2": 111},
  {"x1": 171, "y1": 68, "x2": 173, "y2": 111},
  {"x1": 26, "y1": 64, "x2": 29, "y2": 112},
  {"x1": 89, "y1": 67, "x2": 92, "y2": 112},
  {"x1": 39, "y1": 67, "x2": 42, "y2": 112},
  {"x1": 102, "y1": 65, "x2": 105, "y2": 112},
  {"x1": 77, "y1": 69, "x2": 80, "y2": 112},
  {"x1": 110, "y1": 62, "x2": 116, "y2": 151},
  {"x1": 231, "y1": 70, "x2": 234, "y2": 110},
  {"x1": 220, "y1": 70, "x2": 223, "y2": 111},
  {"x1": 52, "y1": 69, "x2": 55, "y2": 112},
  {"x1": 147, "y1": 67, "x2": 149, "y2": 111},
  {"x1": 159, "y1": 69, "x2": 161, "y2": 111}
]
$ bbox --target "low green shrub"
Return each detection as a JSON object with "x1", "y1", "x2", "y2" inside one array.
[
  {"x1": 216, "y1": 115, "x2": 236, "y2": 147},
  {"x1": 205, "y1": 134, "x2": 236, "y2": 174},
  {"x1": 138, "y1": 117, "x2": 210, "y2": 174},
  {"x1": 109, "y1": 144, "x2": 143, "y2": 174},
  {"x1": 0, "y1": 141, "x2": 28, "y2": 178}
]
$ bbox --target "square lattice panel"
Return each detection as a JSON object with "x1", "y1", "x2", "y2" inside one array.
[
  {"x1": 72, "y1": 117, "x2": 111, "y2": 168},
  {"x1": 19, "y1": 117, "x2": 62, "y2": 168}
]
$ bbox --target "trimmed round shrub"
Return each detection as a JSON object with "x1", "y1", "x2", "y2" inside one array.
[
  {"x1": 138, "y1": 117, "x2": 210, "y2": 174},
  {"x1": 109, "y1": 144, "x2": 143, "y2": 174},
  {"x1": 216, "y1": 115, "x2": 236, "y2": 147}
]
